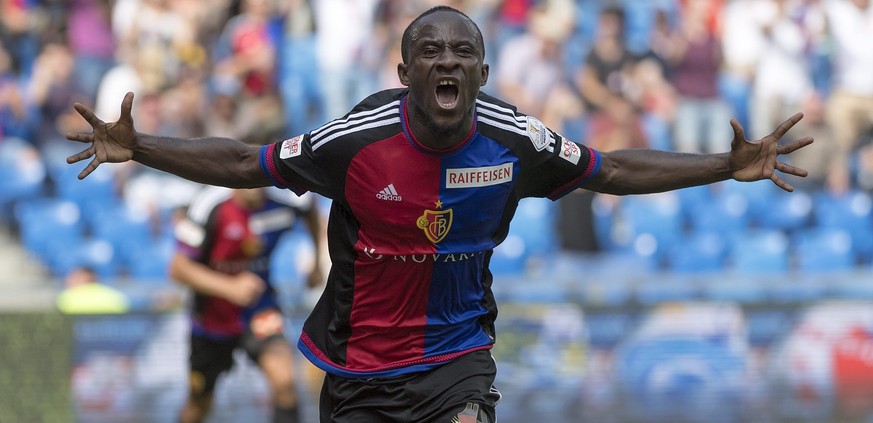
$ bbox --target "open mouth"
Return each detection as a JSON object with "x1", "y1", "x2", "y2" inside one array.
[{"x1": 435, "y1": 80, "x2": 459, "y2": 109}]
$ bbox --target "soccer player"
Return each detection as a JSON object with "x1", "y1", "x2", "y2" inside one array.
[
  {"x1": 170, "y1": 186, "x2": 324, "y2": 423},
  {"x1": 66, "y1": 6, "x2": 813, "y2": 423}
]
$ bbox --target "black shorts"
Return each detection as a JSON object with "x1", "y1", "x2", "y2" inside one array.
[
  {"x1": 319, "y1": 349, "x2": 501, "y2": 423},
  {"x1": 188, "y1": 308, "x2": 287, "y2": 394}
]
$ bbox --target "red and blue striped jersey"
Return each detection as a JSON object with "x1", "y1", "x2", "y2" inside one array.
[
  {"x1": 174, "y1": 186, "x2": 313, "y2": 339},
  {"x1": 260, "y1": 89, "x2": 601, "y2": 378}
]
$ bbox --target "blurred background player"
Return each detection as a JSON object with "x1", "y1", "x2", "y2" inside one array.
[{"x1": 169, "y1": 185, "x2": 324, "y2": 423}]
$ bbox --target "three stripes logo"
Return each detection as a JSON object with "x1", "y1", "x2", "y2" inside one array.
[{"x1": 376, "y1": 184, "x2": 402, "y2": 201}]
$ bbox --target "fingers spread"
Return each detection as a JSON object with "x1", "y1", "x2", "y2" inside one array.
[
  {"x1": 777, "y1": 136, "x2": 814, "y2": 155},
  {"x1": 77, "y1": 158, "x2": 101, "y2": 180},
  {"x1": 65, "y1": 131, "x2": 93, "y2": 143},
  {"x1": 73, "y1": 103, "x2": 104, "y2": 127},
  {"x1": 775, "y1": 161, "x2": 809, "y2": 177},
  {"x1": 771, "y1": 174, "x2": 794, "y2": 192},
  {"x1": 66, "y1": 147, "x2": 94, "y2": 164},
  {"x1": 772, "y1": 112, "x2": 804, "y2": 139}
]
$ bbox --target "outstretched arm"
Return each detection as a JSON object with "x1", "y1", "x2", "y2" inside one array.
[
  {"x1": 585, "y1": 113, "x2": 814, "y2": 195},
  {"x1": 65, "y1": 92, "x2": 271, "y2": 188}
]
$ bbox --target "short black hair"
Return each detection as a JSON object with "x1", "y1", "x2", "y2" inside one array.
[{"x1": 400, "y1": 6, "x2": 485, "y2": 64}]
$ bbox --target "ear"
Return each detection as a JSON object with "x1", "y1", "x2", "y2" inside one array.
[
  {"x1": 480, "y1": 63, "x2": 489, "y2": 86},
  {"x1": 397, "y1": 63, "x2": 410, "y2": 86}
]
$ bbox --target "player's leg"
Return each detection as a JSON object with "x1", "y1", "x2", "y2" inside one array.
[
  {"x1": 245, "y1": 308, "x2": 300, "y2": 423},
  {"x1": 258, "y1": 338, "x2": 300, "y2": 422},
  {"x1": 410, "y1": 350, "x2": 501, "y2": 423},
  {"x1": 180, "y1": 334, "x2": 237, "y2": 423}
]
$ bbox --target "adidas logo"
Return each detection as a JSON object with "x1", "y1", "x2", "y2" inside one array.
[{"x1": 376, "y1": 184, "x2": 402, "y2": 201}]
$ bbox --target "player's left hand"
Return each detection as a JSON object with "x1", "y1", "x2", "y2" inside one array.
[{"x1": 729, "y1": 112, "x2": 814, "y2": 192}]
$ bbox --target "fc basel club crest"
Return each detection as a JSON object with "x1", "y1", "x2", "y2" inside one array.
[{"x1": 417, "y1": 207, "x2": 453, "y2": 244}]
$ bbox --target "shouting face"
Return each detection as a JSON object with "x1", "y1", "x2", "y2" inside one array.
[{"x1": 398, "y1": 9, "x2": 489, "y2": 149}]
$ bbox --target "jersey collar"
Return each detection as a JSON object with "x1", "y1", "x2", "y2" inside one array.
[{"x1": 399, "y1": 96, "x2": 477, "y2": 156}]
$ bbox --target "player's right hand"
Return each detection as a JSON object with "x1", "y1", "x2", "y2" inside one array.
[
  {"x1": 227, "y1": 271, "x2": 267, "y2": 306},
  {"x1": 65, "y1": 91, "x2": 137, "y2": 180}
]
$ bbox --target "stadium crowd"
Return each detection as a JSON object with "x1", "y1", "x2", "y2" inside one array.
[{"x1": 1, "y1": 0, "x2": 872, "y2": 281}]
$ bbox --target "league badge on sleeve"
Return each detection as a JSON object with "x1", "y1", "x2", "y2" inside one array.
[{"x1": 526, "y1": 117, "x2": 550, "y2": 152}]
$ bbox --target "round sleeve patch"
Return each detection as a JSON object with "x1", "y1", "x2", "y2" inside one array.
[{"x1": 526, "y1": 116, "x2": 549, "y2": 152}]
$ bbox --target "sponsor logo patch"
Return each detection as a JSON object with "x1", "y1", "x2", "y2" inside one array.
[
  {"x1": 446, "y1": 163, "x2": 513, "y2": 188},
  {"x1": 559, "y1": 138, "x2": 582, "y2": 165},
  {"x1": 279, "y1": 135, "x2": 304, "y2": 159},
  {"x1": 526, "y1": 116, "x2": 549, "y2": 151}
]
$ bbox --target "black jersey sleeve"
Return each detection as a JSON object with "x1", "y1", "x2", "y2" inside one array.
[{"x1": 475, "y1": 92, "x2": 602, "y2": 200}]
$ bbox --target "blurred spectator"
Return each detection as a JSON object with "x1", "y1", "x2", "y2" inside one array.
[
  {"x1": 0, "y1": 0, "x2": 42, "y2": 78},
  {"x1": 313, "y1": 0, "x2": 380, "y2": 118},
  {"x1": 586, "y1": 95, "x2": 648, "y2": 153},
  {"x1": 56, "y1": 266, "x2": 130, "y2": 314},
  {"x1": 112, "y1": 0, "x2": 196, "y2": 87},
  {"x1": 660, "y1": 0, "x2": 732, "y2": 153},
  {"x1": 495, "y1": 1, "x2": 583, "y2": 134},
  {"x1": 25, "y1": 42, "x2": 88, "y2": 148},
  {"x1": 575, "y1": 6, "x2": 637, "y2": 114},
  {"x1": 748, "y1": 0, "x2": 816, "y2": 140},
  {"x1": 203, "y1": 93, "x2": 247, "y2": 141},
  {"x1": 67, "y1": 0, "x2": 116, "y2": 105},
  {"x1": 782, "y1": 92, "x2": 837, "y2": 190},
  {"x1": 277, "y1": 0, "x2": 327, "y2": 136},
  {"x1": 493, "y1": 0, "x2": 533, "y2": 55},
  {"x1": 0, "y1": 39, "x2": 26, "y2": 141},
  {"x1": 628, "y1": 56, "x2": 677, "y2": 150},
  {"x1": 93, "y1": 43, "x2": 163, "y2": 122},
  {"x1": 720, "y1": 0, "x2": 767, "y2": 129},
  {"x1": 823, "y1": 0, "x2": 873, "y2": 194},
  {"x1": 213, "y1": 0, "x2": 285, "y2": 143}
]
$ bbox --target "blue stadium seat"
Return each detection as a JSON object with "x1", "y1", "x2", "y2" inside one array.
[
  {"x1": 270, "y1": 230, "x2": 308, "y2": 286},
  {"x1": 688, "y1": 193, "x2": 748, "y2": 240},
  {"x1": 727, "y1": 229, "x2": 790, "y2": 274},
  {"x1": 89, "y1": 204, "x2": 155, "y2": 272},
  {"x1": 47, "y1": 238, "x2": 120, "y2": 281},
  {"x1": 591, "y1": 193, "x2": 618, "y2": 251},
  {"x1": 126, "y1": 237, "x2": 174, "y2": 283},
  {"x1": 813, "y1": 190, "x2": 873, "y2": 261},
  {"x1": 712, "y1": 179, "x2": 778, "y2": 226},
  {"x1": 753, "y1": 190, "x2": 813, "y2": 231},
  {"x1": 14, "y1": 198, "x2": 84, "y2": 264},
  {"x1": 52, "y1": 161, "x2": 119, "y2": 213},
  {"x1": 615, "y1": 193, "x2": 683, "y2": 262},
  {"x1": 665, "y1": 231, "x2": 728, "y2": 273},
  {"x1": 510, "y1": 198, "x2": 558, "y2": 257},
  {"x1": 676, "y1": 184, "x2": 713, "y2": 221},
  {"x1": 793, "y1": 227, "x2": 855, "y2": 273},
  {"x1": 490, "y1": 234, "x2": 529, "y2": 277},
  {"x1": 0, "y1": 137, "x2": 46, "y2": 215}
]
